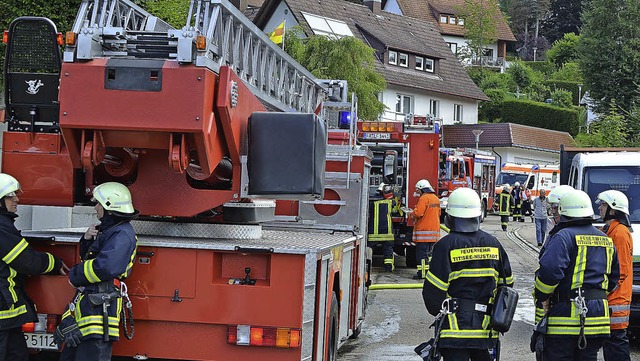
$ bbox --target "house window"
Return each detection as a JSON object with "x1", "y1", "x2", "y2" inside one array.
[
  {"x1": 447, "y1": 42, "x2": 457, "y2": 54},
  {"x1": 429, "y1": 100, "x2": 439, "y2": 118},
  {"x1": 482, "y1": 48, "x2": 494, "y2": 58},
  {"x1": 424, "y1": 58, "x2": 435, "y2": 72},
  {"x1": 449, "y1": 16, "x2": 457, "y2": 25},
  {"x1": 389, "y1": 51, "x2": 397, "y2": 65},
  {"x1": 396, "y1": 94, "x2": 412, "y2": 115},
  {"x1": 301, "y1": 12, "x2": 354, "y2": 38},
  {"x1": 440, "y1": 15, "x2": 447, "y2": 23},
  {"x1": 454, "y1": 104, "x2": 463, "y2": 122},
  {"x1": 458, "y1": 18, "x2": 464, "y2": 26},
  {"x1": 399, "y1": 53, "x2": 408, "y2": 67},
  {"x1": 416, "y1": 56, "x2": 424, "y2": 70}
]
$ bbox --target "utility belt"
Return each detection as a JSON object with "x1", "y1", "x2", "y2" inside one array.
[
  {"x1": 551, "y1": 288, "x2": 607, "y2": 303},
  {"x1": 444, "y1": 298, "x2": 492, "y2": 315}
]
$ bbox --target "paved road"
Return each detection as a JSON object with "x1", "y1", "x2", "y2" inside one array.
[{"x1": 338, "y1": 215, "x2": 640, "y2": 361}]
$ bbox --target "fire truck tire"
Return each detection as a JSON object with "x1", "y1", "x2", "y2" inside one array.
[
  {"x1": 328, "y1": 292, "x2": 340, "y2": 361},
  {"x1": 405, "y1": 247, "x2": 417, "y2": 268}
]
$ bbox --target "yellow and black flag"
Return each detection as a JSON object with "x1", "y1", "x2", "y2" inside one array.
[{"x1": 269, "y1": 21, "x2": 285, "y2": 46}]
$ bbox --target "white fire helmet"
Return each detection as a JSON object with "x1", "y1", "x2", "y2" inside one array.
[
  {"x1": 547, "y1": 185, "x2": 574, "y2": 205},
  {"x1": 91, "y1": 182, "x2": 135, "y2": 214},
  {"x1": 446, "y1": 188, "x2": 482, "y2": 218},
  {"x1": 558, "y1": 189, "x2": 594, "y2": 218},
  {"x1": 595, "y1": 190, "x2": 629, "y2": 215}
]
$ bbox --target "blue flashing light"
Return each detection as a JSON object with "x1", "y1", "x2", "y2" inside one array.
[
  {"x1": 434, "y1": 122, "x2": 440, "y2": 134},
  {"x1": 338, "y1": 111, "x2": 352, "y2": 129},
  {"x1": 531, "y1": 165, "x2": 539, "y2": 171}
]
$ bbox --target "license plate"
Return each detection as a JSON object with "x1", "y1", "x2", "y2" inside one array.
[
  {"x1": 24, "y1": 333, "x2": 57, "y2": 350},
  {"x1": 362, "y1": 132, "x2": 390, "y2": 140}
]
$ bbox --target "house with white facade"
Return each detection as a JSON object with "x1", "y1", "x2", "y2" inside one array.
[
  {"x1": 391, "y1": 0, "x2": 516, "y2": 72},
  {"x1": 250, "y1": 0, "x2": 488, "y2": 124}
]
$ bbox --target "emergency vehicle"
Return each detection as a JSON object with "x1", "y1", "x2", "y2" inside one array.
[
  {"x1": 495, "y1": 163, "x2": 560, "y2": 197},
  {"x1": 438, "y1": 147, "x2": 496, "y2": 222},
  {"x1": 2, "y1": 1, "x2": 371, "y2": 360},
  {"x1": 356, "y1": 114, "x2": 439, "y2": 268}
]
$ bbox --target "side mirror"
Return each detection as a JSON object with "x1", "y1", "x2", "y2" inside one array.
[{"x1": 383, "y1": 151, "x2": 398, "y2": 184}]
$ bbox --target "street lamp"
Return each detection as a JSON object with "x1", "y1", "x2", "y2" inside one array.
[
  {"x1": 578, "y1": 84, "x2": 583, "y2": 105},
  {"x1": 472, "y1": 129, "x2": 484, "y2": 150}
]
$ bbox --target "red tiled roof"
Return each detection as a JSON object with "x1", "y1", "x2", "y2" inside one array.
[
  {"x1": 442, "y1": 123, "x2": 575, "y2": 152},
  {"x1": 398, "y1": 0, "x2": 516, "y2": 42}
]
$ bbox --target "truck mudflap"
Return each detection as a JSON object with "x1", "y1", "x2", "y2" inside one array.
[{"x1": 23, "y1": 227, "x2": 362, "y2": 361}]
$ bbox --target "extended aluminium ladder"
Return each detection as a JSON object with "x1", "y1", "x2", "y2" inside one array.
[{"x1": 64, "y1": 0, "x2": 328, "y2": 113}]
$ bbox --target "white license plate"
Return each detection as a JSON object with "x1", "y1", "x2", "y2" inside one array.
[
  {"x1": 24, "y1": 333, "x2": 57, "y2": 350},
  {"x1": 362, "y1": 132, "x2": 390, "y2": 140}
]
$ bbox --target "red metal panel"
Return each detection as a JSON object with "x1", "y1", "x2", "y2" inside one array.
[
  {"x1": 405, "y1": 132, "x2": 440, "y2": 226},
  {"x1": 1, "y1": 132, "x2": 74, "y2": 206}
]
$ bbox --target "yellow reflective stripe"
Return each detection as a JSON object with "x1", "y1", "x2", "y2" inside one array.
[
  {"x1": 535, "y1": 277, "x2": 557, "y2": 294},
  {"x1": 571, "y1": 244, "x2": 587, "y2": 289},
  {"x1": 7, "y1": 268, "x2": 17, "y2": 303},
  {"x1": 79, "y1": 325, "x2": 120, "y2": 337},
  {"x1": 603, "y1": 246, "x2": 614, "y2": 290},
  {"x1": 498, "y1": 274, "x2": 514, "y2": 285},
  {"x1": 574, "y1": 235, "x2": 613, "y2": 247},
  {"x1": 548, "y1": 316, "x2": 611, "y2": 326},
  {"x1": 62, "y1": 309, "x2": 72, "y2": 319},
  {"x1": 482, "y1": 314, "x2": 490, "y2": 330},
  {"x1": 450, "y1": 247, "x2": 499, "y2": 263},
  {"x1": 0, "y1": 304, "x2": 27, "y2": 319},
  {"x1": 448, "y1": 313, "x2": 458, "y2": 330},
  {"x1": 77, "y1": 315, "x2": 119, "y2": 327},
  {"x1": 2, "y1": 239, "x2": 28, "y2": 264},
  {"x1": 44, "y1": 253, "x2": 55, "y2": 273},
  {"x1": 449, "y1": 268, "x2": 498, "y2": 282},
  {"x1": 425, "y1": 271, "x2": 448, "y2": 291},
  {"x1": 440, "y1": 329, "x2": 495, "y2": 338},
  {"x1": 83, "y1": 259, "x2": 101, "y2": 283},
  {"x1": 547, "y1": 325, "x2": 610, "y2": 335}
]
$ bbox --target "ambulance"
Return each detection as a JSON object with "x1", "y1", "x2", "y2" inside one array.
[{"x1": 495, "y1": 163, "x2": 560, "y2": 198}]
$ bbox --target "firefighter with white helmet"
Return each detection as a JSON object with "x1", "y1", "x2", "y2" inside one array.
[
  {"x1": 368, "y1": 183, "x2": 396, "y2": 272},
  {"x1": 0, "y1": 173, "x2": 68, "y2": 359},
  {"x1": 57, "y1": 182, "x2": 139, "y2": 361},
  {"x1": 547, "y1": 185, "x2": 574, "y2": 225},
  {"x1": 410, "y1": 179, "x2": 440, "y2": 279},
  {"x1": 533, "y1": 189, "x2": 619, "y2": 360},
  {"x1": 498, "y1": 184, "x2": 514, "y2": 231},
  {"x1": 423, "y1": 188, "x2": 513, "y2": 360},
  {"x1": 596, "y1": 190, "x2": 632, "y2": 361}
]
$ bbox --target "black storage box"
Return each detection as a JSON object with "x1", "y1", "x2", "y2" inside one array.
[{"x1": 248, "y1": 112, "x2": 326, "y2": 199}]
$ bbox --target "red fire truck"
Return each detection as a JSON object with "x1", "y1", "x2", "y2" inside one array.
[
  {"x1": 2, "y1": 1, "x2": 370, "y2": 360},
  {"x1": 438, "y1": 148, "x2": 497, "y2": 221},
  {"x1": 356, "y1": 115, "x2": 439, "y2": 267}
]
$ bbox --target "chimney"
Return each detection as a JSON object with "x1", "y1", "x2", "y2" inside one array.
[
  {"x1": 364, "y1": 0, "x2": 382, "y2": 15},
  {"x1": 230, "y1": 0, "x2": 248, "y2": 12}
]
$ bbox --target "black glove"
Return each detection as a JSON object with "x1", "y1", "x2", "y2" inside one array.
[{"x1": 54, "y1": 317, "x2": 83, "y2": 349}]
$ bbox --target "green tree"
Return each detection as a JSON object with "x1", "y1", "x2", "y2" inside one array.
[
  {"x1": 458, "y1": 0, "x2": 499, "y2": 66},
  {"x1": 285, "y1": 32, "x2": 386, "y2": 120},
  {"x1": 579, "y1": 0, "x2": 640, "y2": 114},
  {"x1": 549, "y1": 62, "x2": 582, "y2": 82},
  {"x1": 140, "y1": 0, "x2": 190, "y2": 28},
  {"x1": 540, "y1": 0, "x2": 583, "y2": 43},
  {"x1": 550, "y1": 89, "x2": 572, "y2": 108},
  {"x1": 575, "y1": 106, "x2": 629, "y2": 147},
  {"x1": 545, "y1": 33, "x2": 580, "y2": 68}
]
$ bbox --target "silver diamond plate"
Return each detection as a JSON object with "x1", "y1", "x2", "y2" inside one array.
[
  {"x1": 302, "y1": 253, "x2": 318, "y2": 359},
  {"x1": 130, "y1": 220, "x2": 262, "y2": 239}
]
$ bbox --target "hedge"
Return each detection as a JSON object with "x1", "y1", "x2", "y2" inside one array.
[
  {"x1": 500, "y1": 99, "x2": 580, "y2": 135},
  {"x1": 543, "y1": 80, "x2": 588, "y2": 105}
]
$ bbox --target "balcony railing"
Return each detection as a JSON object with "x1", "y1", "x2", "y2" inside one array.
[{"x1": 471, "y1": 56, "x2": 505, "y2": 68}]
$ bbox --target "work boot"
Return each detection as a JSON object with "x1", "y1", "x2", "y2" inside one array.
[
  {"x1": 519, "y1": 218, "x2": 525, "y2": 222},
  {"x1": 502, "y1": 225, "x2": 507, "y2": 231},
  {"x1": 412, "y1": 273, "x2": 424, "y2": 280},
  {"x1": 384, "y1": 265, "x2": 393, "y2": 272}
]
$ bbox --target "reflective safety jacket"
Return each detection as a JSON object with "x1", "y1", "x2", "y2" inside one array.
[
  {"x1": 423, "y1": 230, "x2": 513, "y2": 349},
  {"x1": 63, "y1": 215, "x2": 137, "y2": 341},
  {"x1": 412, "y1": 193, "x2": 440, "y2": 243},
  {"x1": 534, "y1": 223, "x2": 620, "y2": 338},
  {"x1": 0, "y1": 212, "x2": 62, "y2": 330},
  {"x1": 604, "y1": 220, "x2": 633, "y2": 329},
  {"x1": 498, "y1": 193, "x2": 512, "y2": 216},
  {"x1": 368, "y1": 198, "x2": 394, "y2": 242}
]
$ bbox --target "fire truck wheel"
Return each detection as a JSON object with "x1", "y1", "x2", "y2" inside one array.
[
  {"x1": 328, "y1": 292, "x2": 340, "y2": 360},
  {"x1": 405, "y1": 247, "x2": 417, "y2": 268}
]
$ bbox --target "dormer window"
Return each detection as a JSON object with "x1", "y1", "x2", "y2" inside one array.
[
  {"x1": 440, "y1": 15, "x2": 447, "y2": 23},
  {"x1": 389, "y1": 51, "x2": 397, "y2": 65},
  {"x1": 399, "y1": 53, "x2": 408, "y2": 67},
  {"x1": 424, "y1": 58, "x2": 435, "y2": 72},
  {"x1": 449, "y1": 16, "x2": 457, "y2": 25},
  {"x1": 458, "y1": 18, "x2": 464, "y2": 26},
  {"x1": 416, "y1": 56, "x2": 424, "y2": 70}
]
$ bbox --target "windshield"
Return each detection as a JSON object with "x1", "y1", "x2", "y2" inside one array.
[
  {"x1": 496, "y1": 172, "x2": 528, "y2": 186},
  {"x1": 583, "y1": 166, "x2": 640, "y2": 223}
]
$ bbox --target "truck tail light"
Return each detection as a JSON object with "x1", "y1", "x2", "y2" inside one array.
[
  {"x1": 46, "y1": 314, "x2": 60, "y2": 333},
  {"x1": 362, "y1": 122, "x2": 370, "y2": 131},
  {"x1": 2, "y1": 30, "x2": 8, "y2": 44},
  {"x1": 56, "y1": 33, "x2": 63, "y2": 45},
  {"x1": 22, "y1": 313, "x2": 60, "y2": 333},
  {"x1": 227, "y1": 325, "x2": 301, "y2": 348},
  {"x1": 385, "y1": 123, "x2": 395, "y2": 132},
  {"x1": 65, "y1": 31, "x2": 76, "y2": 45},
  {"x1": 22, "y1": 322, "x2": 35, "y2": 333}
]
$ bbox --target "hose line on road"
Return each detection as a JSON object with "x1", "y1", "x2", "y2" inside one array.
[{"x1": 369, "y1": 283, "x2": 423, "y2": 290}]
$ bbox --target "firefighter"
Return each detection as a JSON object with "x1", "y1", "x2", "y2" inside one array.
[
  {"x1": 498, "y1": 184, "x2": 513, "y2": 231},
  {"x1": 596, "y1": 190, "x2": 633, "y2": 361},
  {"x1": 368, "y1": 183, "x2": 396, "y2": 272},
  {"x1": 534, "y1": 189, "x2": 619, "y2": 361},
  {"x1": 57, "y1": 182, "x2": 139, "y2": 361},
  {"x1": 0, "y1": 173, "x2": 68, "y2": 360},
  {"x1": 411, "y1": 179, "x2": 440, "y2": 280},
  {"x1": 546, "y1": 185, "x2": 574, "y2": 226},
  {"x1": 511, "y1": 182, "x2": 522, "y2": 222},
  {"x1": 423, "y1": 187, "x2": 513, "y2": 361}
]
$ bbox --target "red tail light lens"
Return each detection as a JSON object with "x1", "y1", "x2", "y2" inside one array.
[
  {"x1": 227, "y1": 325, "x2": 301, "y2": 348},
  {"x1": 22, "y1": 322, "x2": 35, "y2": 333},
  {"x1": 46, "y1": 315, "x2": 59, "y2": 333},
  {"x1": 2, "y1": 30, "x2": 8, "y2": 44}
]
